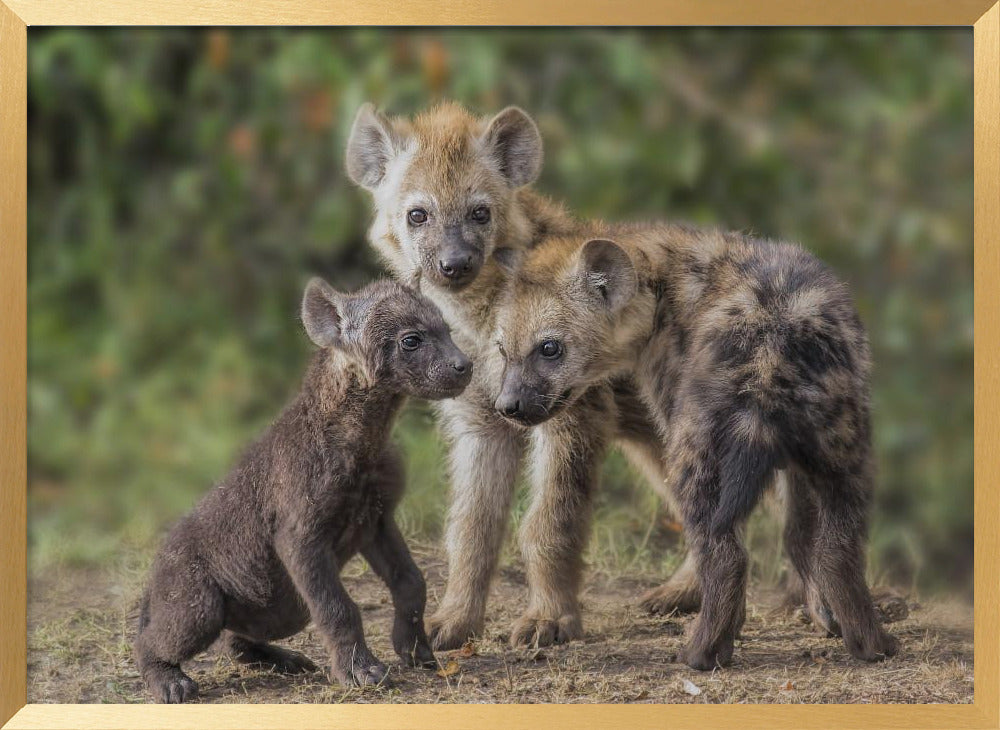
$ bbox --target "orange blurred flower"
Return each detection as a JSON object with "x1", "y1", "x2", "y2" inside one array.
[
  {"x1": 206, "y1": 30, "x2": 230, "y2": 71},
  {"x1": 421, "y1": 39, "x2": 449, "y2": 95},
  {"x1": 301, "y1": 88, "x2": 334, "y2": 133},
  {"x1": 228, "y1": 124, "x2": 257, "y2": 159}
]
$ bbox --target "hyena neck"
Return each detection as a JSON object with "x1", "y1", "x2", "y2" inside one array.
[
  {"x1": 296, "y1": 349, "x2": 404, "y2": 451},
  {"x1": 514, "y1": 188, "x2": 577, "y2": 247},
  {"x1": 621, "y1": 222, "x2": 735, "y2": 351},
  {"x1": 600, "y1": 242, "x2": 661, "y2": 373},
  {"x1": 421, "y1": 258, "x2": 511, "y2": 345}
]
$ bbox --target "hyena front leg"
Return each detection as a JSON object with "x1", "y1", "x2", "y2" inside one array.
[
  {"x1": 616, "y1": 437, "x2": 702, "y2": 615},
  {"x1": 511, "y1": 390, "x2": 613, "y2": 648},
  {"x1": 427, "y1": 401, "x2": 525, "y2": 651},
  {"x1": 612, "y1": 379, "x2": 703, "y2": 614}
]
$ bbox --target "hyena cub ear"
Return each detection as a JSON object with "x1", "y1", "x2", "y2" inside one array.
[
  {"x1": 345, "y1": 103, "x2": 404, "y2": 190},
  {"x1": 577, "y1": 239, "x2": 637, "y2": 312},
  {"x1": 302, "y1": 277, "x2": 346, "y2": 348},
  {"x1": 481, "y1": 107, "x2": 543, "y2": 188}
]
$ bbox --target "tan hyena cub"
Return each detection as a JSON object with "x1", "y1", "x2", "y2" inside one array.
[
  {"x1": 493, "y1": 222, "x2": 899, "y2": 670},
  {"x1": 345, "y1": 102, "x2": 689, "y2": 650}
]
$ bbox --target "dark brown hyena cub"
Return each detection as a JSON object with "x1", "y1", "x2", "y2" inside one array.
[
  {"x1": 134, "y1": 277, "x2": 472, "y2": 703},
  {"x1": 493, "y1": 223, "x2": 899, "y2": 670}
]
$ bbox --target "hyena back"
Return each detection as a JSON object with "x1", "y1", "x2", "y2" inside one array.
[{"x1": 493, "y1": 222, "x2": 899, "y2": 669}]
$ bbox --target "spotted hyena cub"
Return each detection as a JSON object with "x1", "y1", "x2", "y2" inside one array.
[
  {"x1": 134, "y1": 278, "x2": 472, "y2": 702},
  {"x1": 493, "y1": 222, "x2": 899, "y2": 670},
  {"x1": 345, "y1": 101, "x2": 702, "y2": 651}
]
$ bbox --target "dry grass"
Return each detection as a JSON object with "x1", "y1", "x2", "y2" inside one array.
[{"x1": 27, "y1": 547, "x2": 973, "y2": 705}]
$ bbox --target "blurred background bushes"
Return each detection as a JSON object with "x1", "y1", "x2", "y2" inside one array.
[{"x1": 27, "y1": 28, "x2": 973, "y2": 595}]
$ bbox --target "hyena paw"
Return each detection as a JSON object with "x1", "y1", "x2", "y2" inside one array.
[
  {"x1": 638, "y1": 583, "x2": 701, "y2": 616},
  {"x1": 845, "y1": 629, "x2": 899, "y2": 663},
  {"x1": 393, "y1": 627, "x2": 437, "y2": 669},
  {"x1": 780, "y1": 575, "x2": 807, "y2": 610},
  {"x1": 806, "y1": 598, "x2": 842, "y2": 638},
  {"x1": 509, "y1": 613, "x2": 583, "y2": 649},
  {"x1": 149, "y1": 668, "x2": 199, "y2": 704},
  {"x1": 680, "y1": 636, "x2": 735, "y2": 671},
  {"x1": 409, "y1": 639, "x2": 438, "y2": 669},
  {"x1": 330, "y1": 649, "x2": 391, "y2": 687},
  {"x1": 426, "y1": 611, "x2": 480, "y2": 652},
  {"x1": 872, "y1": 589, "x2": 909, "y2": 624}
]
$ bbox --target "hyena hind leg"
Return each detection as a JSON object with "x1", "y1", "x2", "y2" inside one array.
[
  {"x1": 134, "y1": 560, "x2": 225, "y2": 703},
  {"x1": 680, "y1": 524, "x2": 748, "y2": 671},
  {"x1": 781, "y1": 471, "x2": 909, "y2": 629},
  {"x1": 871, "y1": 587, "x2": 910, "y2": 624},
  {"x1": 675, "y1": 410, "x2": 782, "y2": 671},
  {"x1": 781, "y1": 471, "x2": 841, "y2": 636},
  {"x1": 807, "y1": 467, "x2": 899, "y2": 662},
  {"x1": 222, "y1": 632, "x2": 317, "y2": 674},
  {"x1": 638, "y1": 552, "x2": 702, "y2": 615}
]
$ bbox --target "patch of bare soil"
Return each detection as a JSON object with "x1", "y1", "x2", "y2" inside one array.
[{"x1": 28, "y1": 549, "x2": 973, "y2": 704}]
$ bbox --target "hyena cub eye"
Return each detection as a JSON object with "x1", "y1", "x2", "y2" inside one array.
[
  {"x1": 470, "y1": 206, "x2": 491, "y2": 224},
  {"x1": 538, "y1": 340, "x2": 563, "y2": 359},
  {"x1": 399, "y1": 333, "x2": 423, "y2": 351},
  {"x1": 407, "y1": 209, "x2": 428, "y2": 226}
]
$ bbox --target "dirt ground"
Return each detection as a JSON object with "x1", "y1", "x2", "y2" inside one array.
[{"x1": 27, "y1": 547, "x2": 974, "y2": 705}]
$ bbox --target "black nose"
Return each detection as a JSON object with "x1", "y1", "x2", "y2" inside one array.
[
  {"x1": 497, "y1": 399, "x2": 521, "y2": 418},
  {"x1": 439, "y1": 255, "x2": 473, "y2": 278},
  {"x1": 451, "y1": 356, "x2": 472, "y2": 375}
]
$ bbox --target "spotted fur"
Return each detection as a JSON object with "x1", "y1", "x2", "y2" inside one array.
[{"x1": 495, "y1": 222, "x2": 899, "y2": 669}]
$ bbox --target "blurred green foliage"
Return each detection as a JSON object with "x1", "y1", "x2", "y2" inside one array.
[{"x1": 27, "y1": 28, "x2": 973, "y2": 595}]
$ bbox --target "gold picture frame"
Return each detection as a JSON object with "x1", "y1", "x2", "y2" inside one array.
[{"x1": 1, "y1": 2, "x2": 996, "y2": 728}]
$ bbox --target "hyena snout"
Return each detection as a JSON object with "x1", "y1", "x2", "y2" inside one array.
[
  {"x1": 494, "y1": 375, "x2": 555, "y2": 426},
  {"x1": 436, "y1": 251, "x2": 483, "y2": 288},
  {"x1": 495, "y1": 392, "x2": 522, "y2": 418},
  {"x1": 433, "y1": 230, "x2": 484, "y2": 288},
  {"x1": 431, "y1": 346, "x2": 473, "y2": 397},
  {"x1": 439, "y1": 252, "x2": 474, "y2": 279},
  {"x1": 450, "y1": 353, "x2": 471, "y2": 374}
]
